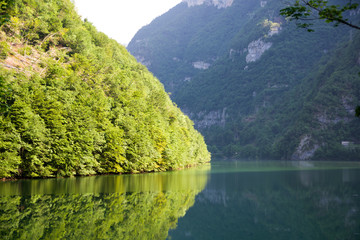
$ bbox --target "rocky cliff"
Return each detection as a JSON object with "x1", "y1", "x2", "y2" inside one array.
[
  {"x1": 128, "y1": 0, "x2": 360, "y2": 160},
  {"x1": 182, "y1": 0, "x2": 234, "y2": 8}
]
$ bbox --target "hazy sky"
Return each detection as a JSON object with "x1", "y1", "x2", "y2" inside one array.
[{"x1": 73, "y1": 0, "x2": 182, "y2": 46}]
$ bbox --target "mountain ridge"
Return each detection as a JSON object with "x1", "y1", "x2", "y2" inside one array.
[
  {"x1": 128, "y1": 0, "x2": 360, "y2": 160},
  {"x1": 182, "y1": 0, "x2": 234, "y2": 8}
]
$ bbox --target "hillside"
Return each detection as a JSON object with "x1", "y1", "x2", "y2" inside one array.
[
  {"x1": 128, "y1": 0, "x2": 360, "y2": 160},
  {"x1": 0, "y1": 0, "x2": 210, "y2": 178}
]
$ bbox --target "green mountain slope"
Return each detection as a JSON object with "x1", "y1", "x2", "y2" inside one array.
[
  {"x1": 0, "y1": 0, "x2": 210, "y2": 178},
  {"x1": 127, "y1": 0, "x2": 360, "y2": 160}
]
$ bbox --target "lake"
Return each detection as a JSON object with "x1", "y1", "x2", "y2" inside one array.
[{"x1": 1, "y1": 161, "x2": 360, "y2": 239}]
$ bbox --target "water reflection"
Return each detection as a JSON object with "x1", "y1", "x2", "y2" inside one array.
[
  {"x1": 0, "y1": 165, "x2": 210, "y2": 240},
  {"x1": 169, "y1": 161, "x2": 360, "y2": 240}
]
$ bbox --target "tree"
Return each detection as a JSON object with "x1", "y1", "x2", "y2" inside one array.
[
  {"x1": 0, "y1": 0, "x2": 14, "y2": 26},
  {"x1": 0, "y1": 75, "x2": 14, "y2": 116},
  {"x1": 281, "y1": 0, "x2": 360, "y2": 119},
  {"x1": 356, "y1": 106, "x2": 360, "y2": 117},
  {"x1": 280, "y1": 0, "x2": 360, "y2": 32}
]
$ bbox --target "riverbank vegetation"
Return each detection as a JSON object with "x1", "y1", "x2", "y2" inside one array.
[{"x1": 0, "y1": 0, "x2": 210, "y2": 178}]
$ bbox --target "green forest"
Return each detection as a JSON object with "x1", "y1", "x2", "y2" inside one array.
[
  {"x1": 0, "y1": 0, "x2": 210, "y2": 178},
  {"x1": 128, "y1": 0, "x2": 360, "y2": 161}
]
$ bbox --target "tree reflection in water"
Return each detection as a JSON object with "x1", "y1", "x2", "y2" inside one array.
[{"x1": 0, "y1": 165, "x2": 210, "y2": 240}]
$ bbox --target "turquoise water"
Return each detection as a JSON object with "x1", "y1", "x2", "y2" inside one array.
[
  {"x1": 168, "y1": 161, "x2": 360, "y2": 240},
  {"x1": 1, "y1": 161, "x2": 360, "y2": 239}
]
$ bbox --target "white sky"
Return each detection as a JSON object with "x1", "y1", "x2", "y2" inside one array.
[{"x1": 73, "y1": 0, "x2": 182, "y2": 46}]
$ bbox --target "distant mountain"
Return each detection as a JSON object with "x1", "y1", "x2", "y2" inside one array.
[
  {"x1": 0, "y1": 0, "x2": 210, "y2": 178},
  {"x1": 128, "y1": 0, "x2": 360, "y2": 160}
]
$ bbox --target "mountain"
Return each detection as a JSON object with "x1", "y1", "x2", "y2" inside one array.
[
  {"x1": 127, "y1": 0, "x2": 360, "y2": 160},
  {"x1": 0, "y1": 0, "x2": 210, "y2": 178}
]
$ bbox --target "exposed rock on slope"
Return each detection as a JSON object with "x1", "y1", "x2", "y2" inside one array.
[
  {"x1": 128, "y1": 0, "x2": 360, "y2": 160},
  {"x1": 182, "y1": 0, "x2": 234, "y2": 8},
  {"x1": 245, "y1": 39, "x2": 272, "y2": 63}
]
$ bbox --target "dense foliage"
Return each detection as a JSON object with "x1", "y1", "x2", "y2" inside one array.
[
  {"x1": 128, "y1": 0, "x2": 360, "y2": 160},
  {"x1": 0, "y1": 0, "x2": 15, "y2": 26},
  {"x1": 0, "y1": 0, "x2": 210, "y2": 178},
  {"x1": 280, "y1": 0, "x2": 360, "y2": 31},
  {"x1": 128, "y1": 0, "x2": 262, "y2": 93}
]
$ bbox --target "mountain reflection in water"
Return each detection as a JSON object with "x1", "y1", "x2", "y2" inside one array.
[{"x1": 168, "y1": 161, "x2": 360, "y2": 240}]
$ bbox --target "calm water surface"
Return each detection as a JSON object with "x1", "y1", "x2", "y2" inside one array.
[{"x1": 1, "y1": 161, "x2": 360, "y2": 239}]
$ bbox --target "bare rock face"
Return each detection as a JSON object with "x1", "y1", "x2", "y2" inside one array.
[
  {"x1": 184, "y1": 108, "x2": 227, "y2": 129},
  {"x1": 291, "y1": 135, "x2": 319, "y2": 160},
  {"x1": 260, "y1": 1, "x2": 267, "y2": 7},
  {"x1": 193, "y1": 61, "x2": 211, "y2": 70},
  {"x1": 196, "y1": 108, "x2": 227, "y2": 128},
  {"x1": 182, "y1": 0, "x2": 234, "y2": 9},
  {"x1": 246, "y1": 39, "x2": 272, "y2": 63}
]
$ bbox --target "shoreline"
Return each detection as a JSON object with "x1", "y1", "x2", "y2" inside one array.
[{"x1": 0, "y1": 161, "x2": 211, "y2": 182}]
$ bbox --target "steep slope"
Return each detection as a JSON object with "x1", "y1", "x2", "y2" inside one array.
[
  {"x1": 0, "y1": 0, "x2": 210, "y2": 178},
  {"x1": 128, "y1": 0, "x2": 262, "y2": 93},
  {"x1": 128, "y1": 0, "x2": 360, "y2": 160}
]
